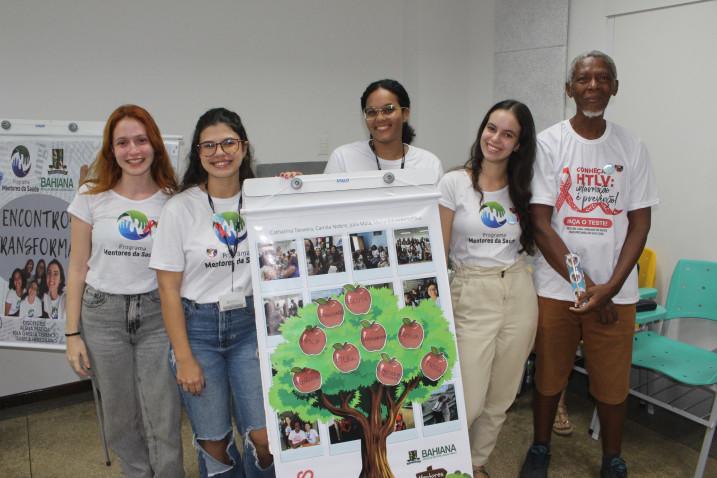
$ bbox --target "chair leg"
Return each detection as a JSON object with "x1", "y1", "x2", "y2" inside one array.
[
  {"x1": 91, "y1": 378, "x2": 112, "y2": 466},
  {"x1": 694, "y1": 392, "x2": 717, "y2": 478},
  {"x1": 588, "y1": 406, "x2": 601, "y2": 440}
]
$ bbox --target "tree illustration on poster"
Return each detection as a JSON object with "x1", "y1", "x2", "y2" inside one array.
[{"x1": 270, "y1": 285, "x2": 457, "y2": 478}]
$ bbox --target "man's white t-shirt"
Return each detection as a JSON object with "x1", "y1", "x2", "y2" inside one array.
[
  {"x1": 149, "y1": 186, "x2": 251, "y2": 304},
  {"x1": 531, "y1": 120, "x2": 659, "y2": 304},
  {"x1": 5, "y1": 289, "x2": 22, "y2": 315},
  {"x1": 325, "y1": 141, "x2": 444, "y2": 179},
  {"x1": 67, "y1": 185, "x2": 168, "y2": 295},
  {"x1": 20, "y1": 297, "x2": 43, "y2": 319},
  {"x1": 438, "y1": 170, "x2": 522, "y2": 268}
]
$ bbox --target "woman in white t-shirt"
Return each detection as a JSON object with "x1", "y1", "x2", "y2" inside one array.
[
  {"x1": 438, "y1": 100, "x2": 539, "y2": 478},
  {"x1": 42, "y1": 260, "x2": 66, "y2": 320},
  {"x1": 303, "y1": 423, "x2": 319, "y2": 445},
  {"x1": 19, "y1": 279, "x2": 43, "y2": 319},
  {"x1": 324, "y1": 79, "x2": 443, "y2": 178},
  {"x1": 4, "y1": 268, "x2": 25, "y2": 316},
  {"x1": 65, "y1": 105, "x2": 184, "y2": 477},
  {"x1": 150, "y1": 108, "x2": 274, "y2": 478}
]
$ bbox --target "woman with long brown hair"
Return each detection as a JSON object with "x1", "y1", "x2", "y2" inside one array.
[
  {"x1": 65, "y1": 104, "x2": 184, "y2": 477},
  {"x1": 439, "y1": 100, "x2": 538, "y2": 478}
]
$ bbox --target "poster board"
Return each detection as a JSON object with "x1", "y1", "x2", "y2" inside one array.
[
  {"x1": 243, "y1": 170, "x2": 474, "y2": 478},
  {"x1": 0, "y1": 118, "x2": 182, "y2": 350}
]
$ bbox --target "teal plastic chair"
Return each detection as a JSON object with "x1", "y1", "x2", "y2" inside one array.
[{"x1": 631, "y1": 260, "x2": 717, "y2": 478}]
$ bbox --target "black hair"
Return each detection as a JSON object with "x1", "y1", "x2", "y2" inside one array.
[
  {"x1": 360, "y1": 79, "x2": 416, "y2": 144},
  {"x1": 465, "y1": 99, "x2": 537, "y2": 255},
  {"x1": 8, "y1": 268, "x2": 26, "y2": 291},
  {"x1": 22, "y1": 279, "x2": 39, "y2": 300},
  {"x1": 47, "y1": 259, "x2": 66, "y2": 296},
  {"x1": 181, "y1": 108, "x2": 255, "y2": 191}
]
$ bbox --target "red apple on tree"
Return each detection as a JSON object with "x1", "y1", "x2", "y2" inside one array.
[
  {"x1": 360, "y1": 320, "x2": 386, "y2": 352},
  {"x1": 344, "y1": 284, "x2": 372, "y2": 315},
  {"x1": 332, "y1": 342, "x2": 361, "y2": 373},
  {"x1": 299, "y1": 325, "x2": 326, "y2": 355},
  {"x1": 316, "y1": 298, "x2": 344, "y2": 328},
  {"x1": 292, "y1": 367, "x2": 322, "y2": 393},
  {"x1": 376, "y1": 353, "x2": 403, "y2": 386},
  {"x1": 421, "y1": 347, "x2": 448, "y2": 381},
  {"x1": 398, "y1": 318, "x2": 424, "y2": 349}
]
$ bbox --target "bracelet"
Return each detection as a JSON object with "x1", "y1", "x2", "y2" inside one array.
[{"x1": 64, "y1": 332, "x2": 81, "y2": 337}]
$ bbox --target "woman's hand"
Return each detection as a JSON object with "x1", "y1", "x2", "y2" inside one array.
[
  {"x1": 66, "y1": 335, "x2": 92, "y2": 377},
  {"x1": 175, "y1": 355, "x2": 205, "y2": 395},
  {"x1": 279, "y1": 171, "x2": 302, "y2": 179}
]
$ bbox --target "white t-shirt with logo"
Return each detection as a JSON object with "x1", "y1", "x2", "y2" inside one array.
[
  {"x1": 20, "y1": 297, "x2": 43, "y2": 319},
  {"x1": 325, "y1": 141, "x2": 444, "y2": 179},
  {"x1": 438, "y1": 170, "x2": 522, "y2": 268},
  {"x1": 5, "y1": 289, "x2": 22, "y2": 315},
  {"x1": 531, "y1": 120, "x2": 659, "y2": 304},
  {"x1": 43, "y1": 293, "x2": 66, "y2": 320},
  {"x1": 68, "y1": 185, "x2": 168, "y2": 295},
  {"x1": 149, "y1": 186, "x2": 251, "y2": 304},
  {"x1": 306, "y1": 428, "x2": 319, "y2": 444}
]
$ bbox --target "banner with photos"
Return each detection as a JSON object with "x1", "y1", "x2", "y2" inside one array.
[
  {"x1": 243, "y1": 171, "x2": 473, "y2": 478},
  {"x1": 0, "y1": 122, "x2": 181, "y2": 348}
]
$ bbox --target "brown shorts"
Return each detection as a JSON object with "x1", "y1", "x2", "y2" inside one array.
[{"x1": 534, "y1": 296, "x2": 636, "y2": 404}]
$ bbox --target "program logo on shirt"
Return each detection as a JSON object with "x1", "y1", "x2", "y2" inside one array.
[
  {"x1": 212, "y1": 211, "x2": 247, "y2": 246},
  {"x1": 117, "y1": 210, "x2": 157, "y2": 240},
  {"x1": 479, "y1": 201, "x2": 517, "y2": 228}
]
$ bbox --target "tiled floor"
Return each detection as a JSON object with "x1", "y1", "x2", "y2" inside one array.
[{"x1": 1, "y1": 377, "x2": 716, "y2": 477}]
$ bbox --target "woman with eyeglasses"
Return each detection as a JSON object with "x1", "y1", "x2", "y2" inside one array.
[
  {"x1": 151, "y1": 108, "x2": 274, "y2": 478},
  {"x1": 438, "y1": 100, "x2": 538, "y2": 478},
  {"x1": 324, "y1": 79, "x2": 443, "y2": 177},
  {"x1": 65, "y1": 104, "x2": 184, "y2": 477}
]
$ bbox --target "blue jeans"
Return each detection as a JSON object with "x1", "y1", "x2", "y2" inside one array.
[
  {"x1": 171, "y1": 298, "x2": 274, "y2": 478},
  {"x1": 81, "y1": 285, "x2": 184, "y2": 478}
]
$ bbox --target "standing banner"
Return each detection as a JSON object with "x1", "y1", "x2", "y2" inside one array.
[
  {"x1": 243, "y1": 170, "x2": 474, "y2": 478},
  {"x1": 0, "y1": 119, "x2": 181, "y2": 349}
]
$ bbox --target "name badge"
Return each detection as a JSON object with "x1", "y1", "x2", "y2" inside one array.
[{"x1": 218, "y1": 292, "x2": 246, "y2": 312}]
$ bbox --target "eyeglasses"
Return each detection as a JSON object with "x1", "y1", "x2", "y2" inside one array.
[
  {"x1": 196, "y1": 138, "x2": 244, "y2": 157},
  {"x1": 363, "y1": 104, "x2": 405, "y2": 120}
]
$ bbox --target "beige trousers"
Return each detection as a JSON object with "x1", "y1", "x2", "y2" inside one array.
[{"x1": 451, "y1": 259, "x2": 538, "y2": 466}]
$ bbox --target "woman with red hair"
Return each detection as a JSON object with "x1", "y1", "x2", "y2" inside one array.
[{"x1": 65, "y1": 105, "x2": 183, "y2": 477}]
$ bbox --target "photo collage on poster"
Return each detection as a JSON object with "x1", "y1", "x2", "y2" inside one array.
[{"x1": 256, "y1": 227, "x2": 460, "y2": 461}]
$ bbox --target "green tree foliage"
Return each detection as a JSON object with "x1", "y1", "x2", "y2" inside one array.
[{"x1": 270, "y1": 286, "x2": 456, "y2": 424}]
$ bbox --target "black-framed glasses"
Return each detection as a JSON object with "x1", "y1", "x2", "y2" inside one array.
[
  {"x1": 363, "y1": 104, "x2": 405, "y2": 120},
  {"x1": 196, "y1": 138, "x2": 244, "y2": 157}
]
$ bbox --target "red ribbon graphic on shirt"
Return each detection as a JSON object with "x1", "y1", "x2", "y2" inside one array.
[{"x1": 555, "y1": 167, "x2": 622, "y2": 215}]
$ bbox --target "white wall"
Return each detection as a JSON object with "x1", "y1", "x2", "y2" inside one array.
[
  {"x1": 0, "y1": 0, "x2": 493, "y2": 171},
  {"x1": 568, "y1": 0, "x2": 717, "y2": 298},
  {"x1": 0, "y1": 0, "x2": 495, "y2": 395}
]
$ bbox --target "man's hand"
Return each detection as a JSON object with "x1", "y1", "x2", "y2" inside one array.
[{"x1": 570, "y1": 283, "x2": 619, "y2": 324}]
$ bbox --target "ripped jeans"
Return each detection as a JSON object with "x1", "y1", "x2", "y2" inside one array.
[{"x1": 171, "y1": 298, "x2": 274, "y2": 478}]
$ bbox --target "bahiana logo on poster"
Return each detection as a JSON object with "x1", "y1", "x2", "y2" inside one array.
[{"x1": 1, "y1": 137, "x2": 100, "y2": 345}]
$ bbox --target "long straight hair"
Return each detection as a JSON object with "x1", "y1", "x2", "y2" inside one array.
[
  {"x1": 465, "y1": 100, "x2": 537, "y2": 255},
  {"x1": 82, "y1": 105, "x2": 177, "y2": 194},
  {"x1": 180, "y1": 108, "x2": 255, "y2": 191}
]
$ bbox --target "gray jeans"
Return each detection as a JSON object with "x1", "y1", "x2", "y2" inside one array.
[{"x1": 81, "y1": 285, "x2": 184, "y2": 478}]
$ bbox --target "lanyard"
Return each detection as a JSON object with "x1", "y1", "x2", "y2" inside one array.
[
  {"x1": 206, "y1": 184, "x2": 242, "y2": 290},
  {"x1": 370, "y1": 140, "x2": 406, "y2": 170}
]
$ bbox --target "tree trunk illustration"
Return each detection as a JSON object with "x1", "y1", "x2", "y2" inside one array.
[
  {"x1": 359, "y1": 429, "x2": 393, "y2": 478},
  {"x1": 320, "y1": 377, "x2": 421, "y2": 478}
]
